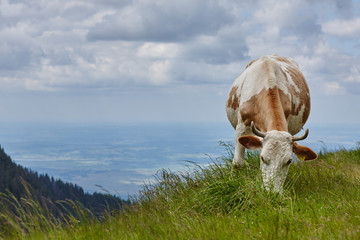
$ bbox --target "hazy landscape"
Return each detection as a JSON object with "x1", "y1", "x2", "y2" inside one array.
[{"x1": 0, "y1": 122, "x2": 358, "y2": 199}]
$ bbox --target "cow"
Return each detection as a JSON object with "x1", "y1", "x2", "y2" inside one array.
[{"x1": 226, "y1": 54, "x2": 317, "y2": 193}]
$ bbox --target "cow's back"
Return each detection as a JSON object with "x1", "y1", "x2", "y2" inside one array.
[{"x1": 226, "y1": 55, "x2": 310, "y2": 135}]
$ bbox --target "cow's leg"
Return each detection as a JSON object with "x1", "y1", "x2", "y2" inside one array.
[{"x1": 232, "y1": 124, "x2": 246, "y2": 170}]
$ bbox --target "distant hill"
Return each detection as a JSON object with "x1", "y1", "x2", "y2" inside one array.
[{"x1": 0, "y1": 145, "x2": 128, "y2": 215}]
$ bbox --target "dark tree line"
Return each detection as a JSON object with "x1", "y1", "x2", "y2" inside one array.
[{"x1": 0, "y1": 145, "x2": 129, "y2": 216}]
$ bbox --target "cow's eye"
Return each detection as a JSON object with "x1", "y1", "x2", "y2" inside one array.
[
  {"x1": 261, "y1": 156, "x2": 266, "y2": 164},
  {"x1": 286, "y1": 159, "x2": 292, "y2": 165}
]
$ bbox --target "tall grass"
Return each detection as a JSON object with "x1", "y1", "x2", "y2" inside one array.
[{"x1": 1, "y1": 144, "x2": 359, "y2": 239}]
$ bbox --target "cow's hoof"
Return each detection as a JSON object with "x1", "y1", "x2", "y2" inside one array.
[
  {"x1": 231, "y1": 162, "x2": 242, "y2": 171},
  {"x1": 232, "y1": 161, "x2": 248, "y2": 171}
]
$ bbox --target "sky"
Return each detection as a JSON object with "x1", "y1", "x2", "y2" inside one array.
[{"x1": 0, "y1": 0, "x2": 360, "y2": 125}]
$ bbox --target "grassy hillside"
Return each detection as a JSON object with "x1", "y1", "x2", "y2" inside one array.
[{"x1": 1, "y1": 143, "x2": 360, "y2": 239}]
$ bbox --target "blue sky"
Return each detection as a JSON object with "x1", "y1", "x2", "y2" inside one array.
[{"x1": 0, "y1": 0, "x2": 359, "y2": 124}]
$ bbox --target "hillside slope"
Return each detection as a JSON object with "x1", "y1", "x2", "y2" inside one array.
[{"x1": 1, "y1": 144, "x2": 360, "y2": 239}]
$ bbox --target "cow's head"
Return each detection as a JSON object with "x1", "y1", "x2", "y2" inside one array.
[{"x1": 238, "y1": 122, "x2": 317, "y2": 193}]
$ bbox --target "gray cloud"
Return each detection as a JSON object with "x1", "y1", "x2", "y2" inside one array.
[
  {"x1": 0, "y1": 28, "x2": 42, "y2": 71},
  {"x1": 282, "y1": 16, "x2": 322, "y2": 39},
  {"x1": 181, "y1": 24, "x2": 249, "y2": 64},
  {"x1": 87, "y1": 0, "x2": 233, "y2": 42},
  {"x1": 334, "y1": 0, "x2": 354, "y2": 18},
  {"x1": 343, "y1": 82, "x2": 360, "y2": 95},
  {"x1": 0, "y1": 43, "x2": 32, "y2": 70},
  {"x1": 60, "y1": 4, "x2": 98, "y2": 22}
]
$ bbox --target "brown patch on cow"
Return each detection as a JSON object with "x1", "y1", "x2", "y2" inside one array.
[
  {"x1": 240, "y1": 88, "x2": 288, "y2": 132},
  {"x1": 238, "y1": 135, "x2": 262, "y2": 149},
  {"x1": 293, "y1": 142, "x2": 317, "y2": 161},
  {"x1": 227, "y1": 86, "x2": 239, "y2": 110},
  {"x1": 278, "y1": 88, "x2": 291, "y2": 119}
]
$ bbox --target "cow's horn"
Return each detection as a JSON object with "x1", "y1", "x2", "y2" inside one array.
[
  {"x1": 292, "y1": 128, "x2": 309, "y2": 141},
  {"x1": 251, "y1": 121, "x2": 266, "y2": 138}
]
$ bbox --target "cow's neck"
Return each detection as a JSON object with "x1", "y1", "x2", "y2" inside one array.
[{"x1": 258, "y1": 87, "x2": 288, "y2": 132}]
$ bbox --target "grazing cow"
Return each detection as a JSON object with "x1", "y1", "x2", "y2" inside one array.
[{"x1": 226, "y1": 55, "x2": 317, "y2": 193}]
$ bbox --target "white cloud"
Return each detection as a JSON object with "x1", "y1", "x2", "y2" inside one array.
[
  {"x1": 324, "y1": 81, "x2": 346, "y2": 95},
  {"x1": 322, "y1": 17, "x2": 360, "y2": 37},
  {"x1": 137, "y1": 43, "x2": 180, "y2": 59},
  {"x1": 254, "y1": 0, "x2": 298, "y2": 26},
  {"x1": 148, "y1": 60, "x2": 172, "y2": 86},
  {"x1": 346, "y1": 67, "x2": 360, "y2": 83}
]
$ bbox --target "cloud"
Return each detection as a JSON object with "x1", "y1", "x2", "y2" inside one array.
[
  {"x1": 87, "y1": 0, "x2": 233, "y2": 42},
  {"x1": 0, "y1": 0, "x2": 242, "y2": 92},
  {"x1": 293, "y1": 39, "x2": 360, "y2": 96},
  {"x1": 0, "y1": 22, "x2": 42, "y2": 71},
  {"x1": 343, "y1": 66, "x2": 360, "y2": 95},
  {"x1": 322, "y1": 17, "x2": 360, "y2": 37},
  {"x1": 334, "y1": 0, "x2": 354, "y2": 18},
  {"x1": 180, "y1": 24, "x2": 249, "y2": 64},
  {"x1": 324, "y1": 81, "x2": 346, "y2": 95},
  {"x1": 346, "y1": 66, "x2": 360, "y2": 83},
  {"x1": 136, "y1": 43, "x2": 180, "y2": 59},
  {"x1": 246, "y1": 0, "x2": 322, "y2": 58},
  {"x1": 148, "y1": 60, "x2": 173, "y2": 85}
]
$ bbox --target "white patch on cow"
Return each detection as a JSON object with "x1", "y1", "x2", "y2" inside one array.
[
  {"x1": 231, "y1": 56, "x2": 278, "y2": 104},
  {"x1": 291, "y1": 94, "x2": 301, "y2": 111},
  {"x1": 284, "y1": 67, "x2": 300, "y2": 93},
  {"x1": 276, "y1": 61, "x2": 301, "y2": 93},
  {"x1": 270, "y1": 55, "x2": 301, "y2": 93}
]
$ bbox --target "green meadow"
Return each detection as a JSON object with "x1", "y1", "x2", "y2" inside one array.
[{"x1": 1, "y1": 143, "x2": 359, "y2": 239}]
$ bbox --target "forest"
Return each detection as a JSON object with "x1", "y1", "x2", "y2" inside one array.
[{"x1": 0, "y1": 145, "x2": 128, "y2": 216}]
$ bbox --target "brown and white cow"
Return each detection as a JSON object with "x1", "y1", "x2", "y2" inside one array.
[{"x1": 226, "y1": 55, "x2": 317, "y2": 193}]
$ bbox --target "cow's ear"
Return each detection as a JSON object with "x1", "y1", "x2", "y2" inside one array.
[
  {"x1": 238, "y1": 135, "x2": 262, "y2": 150},
  {"x1": 293, "y1": 142, "x2": 317, "y2": 161}
]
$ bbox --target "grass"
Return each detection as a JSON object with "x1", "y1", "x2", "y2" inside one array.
[{"x1": 1, "y1": 143, "x2": 359, "y2": 239}]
